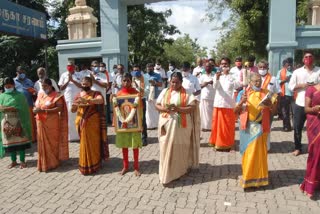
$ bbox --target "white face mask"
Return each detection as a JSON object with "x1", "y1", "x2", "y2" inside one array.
[
  {"x1": 155, "y1": 65, "x2": 161, "y2": 70},
  {"x1": 100, "y1": 67, "x2": 106, "y2": 72},
  {"x1": 258, "y1": 69, "x2": 268, "y2": 76},
  {"x1": 182, "y1": 71, "x2": 189, "y2": 77},
  {"x1": 169, "y1": 66, "x2": 174, "y2": 71}
]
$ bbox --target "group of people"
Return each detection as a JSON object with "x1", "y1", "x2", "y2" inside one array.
[{"x1": 0, "y1": 52, "x2": 319, "y2": 198}]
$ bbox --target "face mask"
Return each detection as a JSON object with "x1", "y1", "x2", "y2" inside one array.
[
  {"x1": 222, "y1": 67, "x2": 230, "y2": 72},
  {"x1": 113, "y1": 68, "x2": 118, "y2": 73},
  {"x1": 287, "y1": 66, "x2": 292, "y2": 72},
  {"x1": 92, "y1": 67, "x2": 99, "y2": 73},
  {"x1": 44, "y1": 89, "x2": 50, "y2": 94},
  {"x1": 304, "y1": 57, "x2": 314, "y2": 66},
  {"x1": 67, "y1": 65, "x2": 75, "y2": 73},
  {"x1": 258, "y1": 69, "x2": 268, "y2": 76},
  {"x1": 182, "y1": 71, "x2": 189, "y2": 77},
  {"x1": 155, "y1": 65, "x2": 161, "y2": 70},
  {"x1": 18, "y1": 73, "x2": 26, "y2": 79},
  {"x1": 235, "y1": 62, "x2": 242, "y2": 67},
  {"x1": 252, "y1": 85, "x2": 261, "y2": 91},
  {"x1": 82, "y1": 86, "x2": 91, "y2": 92},
  {"x1": 132, "y1": 71, "x2": 142, "y2": 77},
  {"x1": 100, "y1": 67, "x2": 106, "y2": 72},
  {"x1": 169, "y1": 66, "x2": 174, "y2": 71},
  {"x1": 4, "y1": 88, "x2": 14, "y2": 93}
]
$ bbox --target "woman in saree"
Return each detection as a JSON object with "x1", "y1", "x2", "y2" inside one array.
[
  {"x1": 71, "y1": 76, "x2": 109, "y2": 175},
  {"x1": 0, "y1": 77, "x2": 32, "y2": 169},
  {"x1": 113, "y1": 73, "x2": 142, "y2": 176},
  {"x1": 33, "y1": 78, "x2": 69, "y2": 172},
  {"x1": 235, "y1": 73, "x2": 275, "y2": 189},
  {"x1": 155, "y1": 72, "x2": 199, "y2": 185},
  {"x1": 300, "y1": 75, "x2": 320, "y2": 198}
]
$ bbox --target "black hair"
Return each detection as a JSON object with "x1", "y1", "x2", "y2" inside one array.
[
  {"x1": 112, "y1": 64, "x2": 117, "y2": 69},
  {"x1": 171, "y1": 72, "x2": 183, "y2": 82},
  {"x1": 91, "y1": 60, "x2": 99, "y2": 66},
  {"x1": 83, "y1": 76, "x2": 93, "y2": 84},
  {"x1": 169, "y1": 61, "x2": 176, "y2": 66},
  {"x1": 100, "y1": 62, "x2": 106, "y2": 67},
  {"x1": 16, "y1": 66, "x2": 25, "y2": 72},
  {"x1": 43, "y1": 78, "x2": 56, "y2": 91},
  {"x1": 133, "y1": 64, "x2": 141, "y2": 69},
  {"x1": 208, "y1": 58, "x2": 215, "y2": 62},
  {"x1": 282, "y1": 59, "x2": 288, "y2": 66},
  {"x1": 287, "y1": 57, "x2": 293, "y2": 64},
  {"x1": 146, "y1": 63, "x2": 154, "y2": 67},
  {"x1": 181, "y1": 61, "x2": 191, "y2": 69},
  {"x1": 220, "y1": 57, "x2": 231, "y2": 65},
  {"x1": 123, "y1": 72, "x2": 132, "y2": 81},
  {"x1": 235, "y1": 56, "x2": 242, "y2": 61},
  {"x1": 247, "y1": 55, "x2": 256, "y2": 62},
  {"x1": 3, "y1": 77, "x2": 15, "y2": 86}
]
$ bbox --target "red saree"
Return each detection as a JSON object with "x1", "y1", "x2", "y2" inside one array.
[{"x1": 300, "y1": 86, "x2": 320, "y2": 196}]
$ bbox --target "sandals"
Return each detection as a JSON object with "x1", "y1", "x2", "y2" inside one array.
[{"x1": 7, "y1": 162, "x2": 17, "y2": 169}]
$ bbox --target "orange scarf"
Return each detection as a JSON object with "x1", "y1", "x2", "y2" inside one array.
[
  {"x1": 280, "y1": 68, "x2": 286, "y2": 96},
  {"x1": 262, "y1": 73, "x2": 271, "y2": 89},
  {"x1": 163, "y1": 88, "x2": 188, "y2": 128}
]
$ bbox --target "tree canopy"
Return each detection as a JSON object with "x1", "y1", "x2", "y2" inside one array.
[{"x1": 207, "y1": 0, "x2": 309, "y2": 61}]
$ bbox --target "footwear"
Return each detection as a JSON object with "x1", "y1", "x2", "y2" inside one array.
[
  {"x1": 8, "y1": 162, "x2": 17, "y2": 169},
  {"x1": 292, "y1": 150, "x2": 301, "y2": 156},
  {"x1": 283, "y1": 127, "x2": 292, "y2": 132},
  {"x1": 20, "y1": 162, "x2": 27, "y2": 169},
  {"x1": 142, "y1": 140, "x2": 148, "y2": 147}
]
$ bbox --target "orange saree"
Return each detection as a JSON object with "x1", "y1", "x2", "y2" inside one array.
[
  {"x1": 75, "y1": 91, "x2": 109, "y2": 175},
  {"x1": 35, "y1": 91, "x2": 69, "y2": 172}
]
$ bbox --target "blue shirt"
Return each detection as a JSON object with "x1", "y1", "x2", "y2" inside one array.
[
  {"x1": 144, "y1": 72, "x2": 162, "y2": 98},
  {"x1": 14, "y1": 77, "x2": 34, "y2": 107},
  {"x1": 276, "y1": 69, "x2": 293, "y2": 96}
]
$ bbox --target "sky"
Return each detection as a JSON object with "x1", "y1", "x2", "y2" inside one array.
[{"x1": 148, "y1": 0, "x2": 220, "y2": 53}]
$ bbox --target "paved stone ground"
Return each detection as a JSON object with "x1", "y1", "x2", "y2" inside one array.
[{"x1": 0, "y1": 120, "x2": 320, "y2": 214}]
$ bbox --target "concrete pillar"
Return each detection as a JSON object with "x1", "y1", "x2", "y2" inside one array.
[
  {"x1": 267, "y1": 0, "x2": 298, "y2": 74},
  {"x1": 100, "y1": 0, "x2": 128, "y2": 72}
]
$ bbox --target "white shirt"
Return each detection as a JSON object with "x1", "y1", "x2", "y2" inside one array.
[
  {"x1": 199, "y1": 73, "x2": 215, "y2": 100},
  {"x1": 91, "y1": 72, "x2": 108, "y2": 104},
  {"x1": 193, "y1": 66, "x2": 204, "y2": 79},
  {"x1": 261, "y1": 74, "x2": 281, "y2": 94},
  {"x1": 230, "y1": 66, "x2": 242, "y2": 83},
  {"x1": 167, "y1": 68, "x2": 181, "y2": 81},
  {"x1": 58, "y1": 71, "x2": 82, "y2": 102},
  {"x1": 107, "y1": 71, "x2": 116, "y2": 94},
  {"x1": 182, "y1": 74, "x2": 201, "y2": 95},
  {"x1": 154, "y1": 68, "x2": 166, "y2": 90},
  {"x1": 34, "y1": 79, "x2": 60, "y2": 94},
  {"x1": 213, "y1": 74, "x2": 240, "y2": 108},
  {"x1": 288, "y1": 66, "x2": 320, "y2": 107},
  {"x1": 112, "y1": 73, "x2": 123, "y2": 94}
]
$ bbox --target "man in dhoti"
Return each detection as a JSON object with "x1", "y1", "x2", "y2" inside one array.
[
  {"x1": 58, "y1": 61, "x2": 82, "y2": 142},
  {"x1": 144, "y1": 63, "x2": 162, "y2": 129}
]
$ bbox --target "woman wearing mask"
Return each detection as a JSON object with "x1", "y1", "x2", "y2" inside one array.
[
  {"x1": 34, "y1": 79, "x2": 69, "y2": 172},
  {"x1": 71, "y1": 77, "x2": 109, "y2": 175},
  {"x1": 0, "y1": 77, "x2": 32, "y2": 169}
]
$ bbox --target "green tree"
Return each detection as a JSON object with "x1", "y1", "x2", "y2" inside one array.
[
  {"x1": 207, "y1": 0, "x2": 309, "y2": 61},
  {"x1": 163, "y1": 34, "x2": 207, "y2": 66},
  {"x1": 0, "y1": 0, "x2": 50, "y2": 81},
  {"x1": 128, "y1": 5, "x2": 180, "y2": 66}
]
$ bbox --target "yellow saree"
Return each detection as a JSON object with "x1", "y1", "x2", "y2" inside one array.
[
  {"x1": 75, "y1": 91, "x2": 109, "y2": 175},
  {"x1": 239, "y1": 89, "x2": 270, "y2": 188}
]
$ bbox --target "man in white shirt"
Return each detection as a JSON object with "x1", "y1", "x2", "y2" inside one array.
[
  {"x1": 112, "y1": 64, "x2": 125, "y2": 95},
  {"x1": 181, "y1": 62, "x2": 201, "y2": 98},
  {"x1": 193, "y1": 58, "x2": 204, "y2": 79},
  {"x1": 58, "y1": 61, "x2": 82, "y2": 142},
  {"x1": 89, "y1": 61, "x2": 109, "y2": 105},
  {"x1": 199, "y1": 62, "x2": 215, "y2": 131},
  {"x1": 34, "y1": 67, "x2": 59, "y2": 94},
  {"x1": 167, "y1": 61, "x2": 180, "y2": 83},
  {"x1": 230, "y1": 57, "x2": 243, "y2": 99},
  {"x1": 288, "y1": 51, "x2": 320, "y2": 156},
  {"x1": 210, "y1": 57, "x2": 240, "y2": 151}
]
